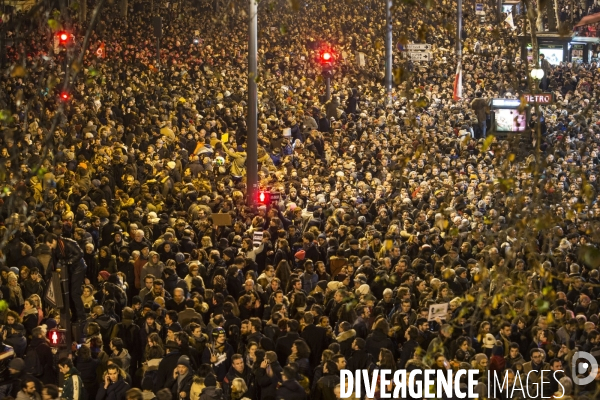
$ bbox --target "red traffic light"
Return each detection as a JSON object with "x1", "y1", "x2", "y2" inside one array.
[
  {"x1": 47, "y1": 328, "x2": 66, "y2": 347},
  {"x1": 59, "y1": 92, "x2": 70, "y2": 101},
  {"x1": 319, "y1": 48, "x2": 334, "y2": 66},
  {"x1": 257, "y1": 191, "x2": 270, "y2": 205},
  {"x1": 57, "y1": 31, "x2": 73, "y2": 45}
]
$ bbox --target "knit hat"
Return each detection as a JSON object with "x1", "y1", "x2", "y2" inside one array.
[
  {"x1": 98, "y1": 271, "x2": 110, "y2": 281},
  {"x1": 223, "y1": 247, "x2": 236, "y2": 259},
  {"x1": 175, "y1": 253, "x2": 185, "y2": 263},
  {"x1": 294, "y1": 250, "x2": 306, "y2": 260},
  {"x1": 327, "y1": 281, "x2": 342, "y2": 291},
  {"x1": 9, "y1": 358, "x2": 25, "y2": 371},
  {"x1": 177, "y1": 355, "x2": 191, "y2": 369},
  {"x1": 356, "y1": 284, "x2": 370, "y2": 296},
  {"x1": 474, "y1": 353, "x2": 488, "y2": 365},
  {"x1": 204, "y1": 374, "x2": 217, "y2": 387},
  {"x1": 316, "y1": 280, "x2": 327, "y2": 291}
]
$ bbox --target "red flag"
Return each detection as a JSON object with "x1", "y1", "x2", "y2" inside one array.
[
  {"x1": 96, "y1": 42, "x2": 105, "y2": 58},
  {"x1": 453, "y1": 59, "x2": 462, "y2": 101}
]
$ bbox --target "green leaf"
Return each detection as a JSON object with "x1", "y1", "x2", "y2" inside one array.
[
  {"x1": 579, "y1": 245, "x2": 600, "y2": 269},
  {"x1": 481, "y1": 135, "x2": 494, "y2": 152},
  {"x1": 48, "y1": 19, "x2": 59, "y2": 30}
]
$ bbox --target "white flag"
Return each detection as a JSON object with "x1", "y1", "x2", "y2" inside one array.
[{"x1": 505, "y1": 12, "x2": 516, "y2": 30}]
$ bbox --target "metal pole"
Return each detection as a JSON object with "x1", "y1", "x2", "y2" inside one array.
[
  {"x1": 59, "y1": 268, "x2": 73, "y2": 348},
  {"x1": 325, "y1": 76, "x2": 331, "y2": 102},
  {"x1": 246, "y1": 0, "x2": 258, "y2": 206},
  {"x1": 385, "y1": 0, "x2": 393, "y2": 101},
  {"x1": 498, "y1": 0, "x2": 502, "y2": 22},
  {"x1": 457, "y1": 0, "x2": 462, "y2": 57},
  {"x1": 156, "y1": 36, "x2": 160, "y2": 66}
]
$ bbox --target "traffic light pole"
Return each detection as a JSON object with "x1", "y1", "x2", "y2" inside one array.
[
  {"x1": 246, "y1": 0, "x2": 258, "y2": 206},
  {"x1": 457, "y1": 0, "x2": 462, "y2": 57},
  {"x1": 385, "y1": 0, "x2": 393, "y2": 102},
  {"x1": 59, "y1": 267, "x2": 73, "y2": 351},
  {"x1": 325, "y1": 75, "x2": 331, "y2": 102}
]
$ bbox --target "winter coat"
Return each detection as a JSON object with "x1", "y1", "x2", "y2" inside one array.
[
  {"x1": 276, "y1": 379, "x2": 307, "y2": 400},
  {"x1": 336, "y1": 329, "x2": 356, "y2": 359},
  {"x1": 365, "y1": 329, "x2": 394, "y2": 360},
  {"x1": 96, "y1": 377, "x2": 130, "y2": 400},
  {"x1": 140, "y1": 252, "x2": 164, "y2": 283},
  {"x1": 199, "y1": 387, "x2": 225, "y2": 400},
  {"x1": 29, "y1": 337, "x2": 57, "y2": 385},
  {"x1": 300, "y1": 324, "x2": 328, "y2": 368},
  {"x1": 154, "y1": 350, "x2": 181, "y2": 393},
  {"x1": 254, "y1": 362, "x2": 283, "y2": 400},
  {"x1": 62, "y1": 367, "x2": 85, "y2": 400}
]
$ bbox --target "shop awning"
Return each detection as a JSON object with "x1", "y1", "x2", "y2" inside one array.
[{"x1": 575, "y1": 12, "x2": 600, "y2": 27}]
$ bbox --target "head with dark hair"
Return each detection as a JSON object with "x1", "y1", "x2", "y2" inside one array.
[
  {"x1": 324, "y1": 360, "x2": 338, "y2": 374},
  {"x1": 353, "y1": 337, "x2": 366, "y2": 350},
  {"x1": 166, "y1": 310, "x2": 179, "y2": 323},
  {"x1": 287, "y1": 319, "x2": 299, "y2": 333},
  {"x1": 58, "y1": 357, "x2": 73, "y2": 369},
  {"x1": 111, "y1": 337, "x2": 124, "y2": 352},
  {"x1": 292, "y1": 339, "x2": 310, "y2": 359},
  {"x1": 282, "y1": 366, "x2": 297, "y2": 381},
  {"x1": 43, "y1": 384, "x2": 60, "y2": 399}
]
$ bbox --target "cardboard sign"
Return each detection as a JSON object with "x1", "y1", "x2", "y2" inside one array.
[
  {"x1": 212, "y1": 213, "x2": 232, "y2": 226},
  {"x1": 428, "y1": 303, "x2": 449, "y2": 321}
]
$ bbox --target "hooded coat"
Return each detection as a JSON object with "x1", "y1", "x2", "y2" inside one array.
[{"x1": 140, "y1": 251, "x2": 164, "y2": 283}]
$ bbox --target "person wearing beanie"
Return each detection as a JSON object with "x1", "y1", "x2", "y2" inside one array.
[
  {"x1": 98, "y1": 270, "x2": 111, "y2": 283},
  {"x1": 170, "y1": 355, "x2": 193, "y2": 399},
  {"x1": 175, "y1": 252, "x2": 189, "y2": 278},
  {"x1": 199, "y1": 374, "x2": 224, "y2": 400}
]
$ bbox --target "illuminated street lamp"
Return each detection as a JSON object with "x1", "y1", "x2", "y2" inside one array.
[{"x1": 530, "y1": 68, "x2": 544, "y2": 81}]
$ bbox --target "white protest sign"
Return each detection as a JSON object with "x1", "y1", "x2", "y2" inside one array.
[{"x1": 428, "y1": 303, "x2": 449, "y2": 321}]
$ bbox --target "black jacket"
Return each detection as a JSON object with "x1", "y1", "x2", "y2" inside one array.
[
  {"x1": 313, "y1": 373, "x2": 338, "y2": 400},
  {"x1": 346, "y1": 349, "x2": 374, "y2": 372},
  {"x1": 275, "y1": 332, "x2": 302, "y2": 365},
  {"x1": 300, "y1": 324, "x2": 328, "y2": 368},
  {"x1": 53, "y1": 237, "x2": 85, "y2": 269},
  {"x1": 30, "y1": 337, "x2": 57, "y2": 385},
  {"x1": 199, "y1": 387, "x2": 225, "y2": 400},
  {"x1": 223, "y1": 365, "x2": 255, "y2": 400},
  {"x1": 170, "y1": 371, "x2": 194, "y2": 399},
  {"x1": 254, "y1": 362, "x2": 283, "y2": 400},
  {"x1": 365, "y1": 329, "x2": 395, "y2": 360},
  {"x1": 96, "y1": 378, "x2": 130, "y2": 400},
  {"x1": 154, "y1": 350, "x2": 181, "y2": 392},
  {"x1": 276, "y1": 379, "x2": 307, "y2": 400},
  {"x1": 398, "y1": 339, "x2": 419, "y2": 369}
]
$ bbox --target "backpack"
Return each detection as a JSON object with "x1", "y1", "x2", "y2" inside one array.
[{"x1": 24, "y1": 346, "x2": 43, "y2": 377}]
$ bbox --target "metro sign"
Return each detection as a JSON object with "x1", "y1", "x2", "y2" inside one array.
[{"x1": 523, "y1": 93, "x2": 554, "y2": 105}]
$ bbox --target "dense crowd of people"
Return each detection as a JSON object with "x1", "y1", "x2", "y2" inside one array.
[{"x1": 0, "y1": 0, "x2": 600, "y2": 398}]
